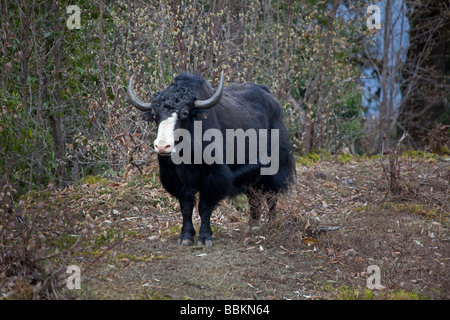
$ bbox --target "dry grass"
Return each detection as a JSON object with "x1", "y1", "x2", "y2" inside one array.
[{"x1": 1, "y1": 155, "x2": 449, "y2": 300}]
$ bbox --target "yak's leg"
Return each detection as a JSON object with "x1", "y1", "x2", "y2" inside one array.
[
  {"x1": 196, "y1": 197, "x2": 217, "y2": 247},
  {"x1": 247, "y1": 190, "x2": 262, "y2": 227},
  {"x1": 177, "y1": 189, "x2": 196, "y2": 245},
  {"x1": 266, "y1": 192, "x2": 278, "y2": 222}
]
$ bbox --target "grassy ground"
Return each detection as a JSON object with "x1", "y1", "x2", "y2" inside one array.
[{"x1": 1, "y1": 153, "x2": 449, "y2": 300}]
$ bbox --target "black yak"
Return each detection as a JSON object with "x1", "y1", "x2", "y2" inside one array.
[{"x1": 128, "y1": 71, "x2": 294, "y2": 246}]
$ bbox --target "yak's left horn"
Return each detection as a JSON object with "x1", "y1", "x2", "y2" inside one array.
[
  {"x1": 194, "y1": 71, "x2": 225, "y2": 109},
  {"x1": 127, "y1": 74, "x2": 153, "y2": 111}
]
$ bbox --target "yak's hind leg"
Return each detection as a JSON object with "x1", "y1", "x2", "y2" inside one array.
[
  {"x1": 266, "y1": 192, "x2": 278, "y2": 222},
  {"x1": 247, "y1": 188, "x2": 278, "y2": 227},
  {"x1": 246, "y1": 189, "x2": 262, "y2": 227}
]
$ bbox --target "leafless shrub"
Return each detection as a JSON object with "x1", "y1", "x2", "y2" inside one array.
[
  {"x1": 380, "y1": 132, "x2": 412, "y2": 195},
  {"x1": 0, "y1": 183, "x2": 113, "y2": 299},
  {"x1": 423, "y1": 124, "x2": 450, "y2": 155}
]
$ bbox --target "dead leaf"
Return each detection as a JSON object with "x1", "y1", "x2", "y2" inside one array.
[
  {"x1": 302, "y1": 237, "x2": 319, "y2": 245},
  {"x1": 323, "y1": 181, "x2": 336, "y2": 189},
  {"x1": 304, "y1": 218, "x2": 311, "y2": 231}
]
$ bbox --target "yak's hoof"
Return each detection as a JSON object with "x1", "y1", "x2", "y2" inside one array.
[
  {"x1": 177, "y1": 238, "x2": 194, "y2": 246},
  {"x1": 196, "y1": 240, "x2": 213, "y2": 247}
]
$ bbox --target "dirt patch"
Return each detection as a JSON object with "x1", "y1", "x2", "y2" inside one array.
[
  {"x1": 78, "y1": 206, "x2": 448, "y2": 300},
  {"x1": 3, "y1": 156, "x2": 449, "y2": 300}
]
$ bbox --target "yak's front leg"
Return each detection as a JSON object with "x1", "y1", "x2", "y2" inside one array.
[
  {"x1": 196, "y1": 197, "x2": 217, "y2": 247},
  {"x1": 177, "y1": 189, "x2": 196, "y2": 245}
]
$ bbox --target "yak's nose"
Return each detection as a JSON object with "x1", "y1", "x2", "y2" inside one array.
[
  {"x1": 154, "y1": 112, "x2": 178, "y2": 155},
  {"x1": 154, "y1": 141, "x2": 173, "y2": 154}
]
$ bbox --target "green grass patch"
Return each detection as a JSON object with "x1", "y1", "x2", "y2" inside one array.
[
  {"x1": 336, "y1": 286, "x2": 423, "y2": 300},
  {"x1": 82, "y1": 175, "x2": 109, "y2": 185},
  {"x1": 401, "y1": 150, "x2": 437, "y2": 160},
  {"x1": 95, "y1": 228, "x2": 119, "y2": 247}
]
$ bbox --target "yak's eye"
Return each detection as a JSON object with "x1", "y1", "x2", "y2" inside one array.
[{"x1": 179, "y1": 107, "x2": 190, "y2": 120}]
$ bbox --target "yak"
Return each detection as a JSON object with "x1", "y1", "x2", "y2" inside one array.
[{"x1": 128, "y1": 71, "x2": 295, "y2": 246}]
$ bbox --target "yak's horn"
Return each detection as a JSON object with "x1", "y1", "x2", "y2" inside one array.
[
  {"x1": 194, "y1": 71, "x2": 224, "y2": 109},
  {"x1": 127, "y1": 74, "x2": 153, "y2": 111}
]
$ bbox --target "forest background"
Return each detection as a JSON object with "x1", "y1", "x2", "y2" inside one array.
[
  {"x1": 0, "y1": 0, "x2": 448, "y2": 195},
  {"x1": 1, "y1": 0, "x2": 449, "y2": 301}
]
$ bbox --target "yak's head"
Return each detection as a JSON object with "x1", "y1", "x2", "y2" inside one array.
[{"x1": 128, "y1": 72, "x2": 224, "y2": 155}]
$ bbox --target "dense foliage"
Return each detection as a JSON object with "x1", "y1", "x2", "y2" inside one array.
[{"x1": 0, "y1": 0, "x2": 448, "y2": 192}]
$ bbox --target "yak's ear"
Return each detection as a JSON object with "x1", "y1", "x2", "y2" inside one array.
[
  {"x1": 194, "y1": 110, "x2": 208, "y2": 120},
  {"x1": 142, "y1": 110, "x2": 156, "y2": 122}
]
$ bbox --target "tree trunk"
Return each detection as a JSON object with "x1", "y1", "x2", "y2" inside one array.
[
  {"x1": 52, "y1": 2, "x2": 67, "y2": 186},
  {"x1": 379, "y1": 0, "x2": 392, "y2": 146},
  {"x1": 303, "y1": 0, "x2": 340, "y2": 153},
  {"x1": 37, "y1": 0, "x2": 52, "y2": 186},
  {"x1": 312, "y1": 0, "x2": 340, "y2": 150},
  {"x1": 19, "y1": 0, "x2": 31, "y2": 110}
]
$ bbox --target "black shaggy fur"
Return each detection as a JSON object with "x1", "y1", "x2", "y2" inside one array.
[{"x1": 140, "y1": 73, "x2": 295, "y2": 246}]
